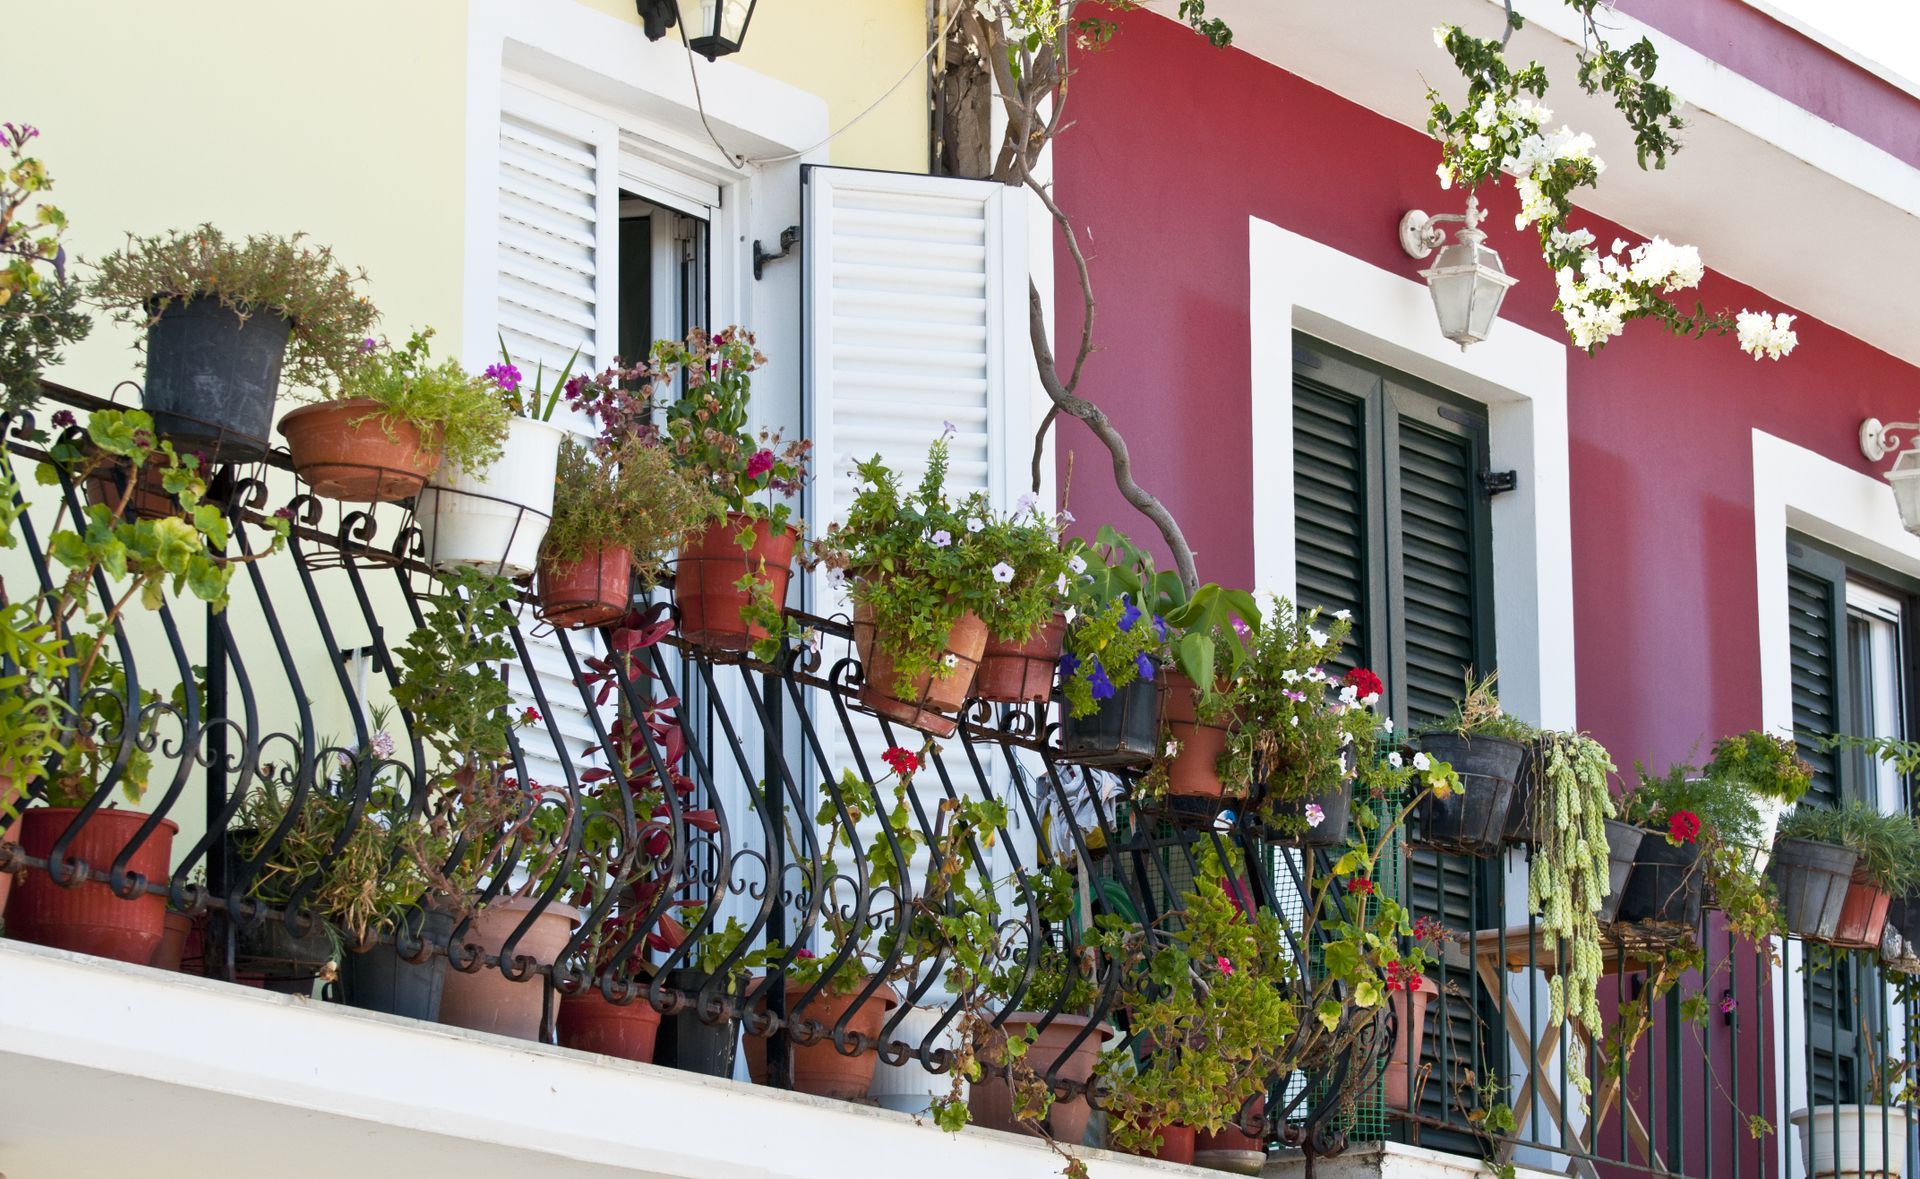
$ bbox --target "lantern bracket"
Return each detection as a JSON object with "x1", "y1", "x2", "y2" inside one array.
[
  {"x1": 1399, "y1": 194, "x2": 1487, "y2": 260},
  {"x1": 1860, "y1": 417, "x2": 1920, "y2": 464}
]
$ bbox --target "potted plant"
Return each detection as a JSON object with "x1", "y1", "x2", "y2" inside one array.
[
  {"x1": 1769, "y1": 812, "x2": 1861, "y2": 944},
  {"x1": 279, "y1": 329, "x2": 506, "y2": 504},
  {"x1": 1776, "y1": 800, "x2": 1920, "y2": 949},
  {"x1": 1706, "y1": 730, "x2": 1813, "y2": 872},
  {"x1": 1152, "y1": 579, "x2": 1261, "y2": 806},
  {"x1": 1790, "y1": 1049, "x2": 1916, "y2": 1179},
  {"x1": 969, "y1": 494, "x2": 1080, "y2": 704},
  {"x1": 415, "y1": 346, "x2": 571, "y2": 577},
  {"x1": 1, "y1": 123, "x2": 92, "y2": 419},
  {"x1": 388, "y1": 568, "x2": 579, "y2": 1040},
  {"x1": 1219, "y1": 601, "x2": 1387, "y2": 847},
  {"x1": 1613, "y1": 762, "x2": 1771, "y2": 938},
  {"x1": 1056, "y1": 528, "x2": 1170, "y2": 768},
  {"x1": 971, "y1": 936, "x2": 1114, "y2": 1144},
  {"x1": 605, "y1": 328, "x2": 809, "y2": 654},
  {"x1": 88, "y1": 225, "x2": 375, "y2": 459},
  {"x1": 816, "y1": 433, "x2": 996, "y2": 737},
  {"x1": 536, "y1": 433, "x2": 719, "y2": 629},
  {"x1": 2, "y1": 410, "x2": 284, "y2": 964},
  {"x1": 1412, "y1": 673, "x2": 1533, "y2": 856}
]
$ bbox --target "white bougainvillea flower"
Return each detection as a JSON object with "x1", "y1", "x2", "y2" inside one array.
[{"x1": 1736, "y1": 309, "x2": 1799, "y2": 360}]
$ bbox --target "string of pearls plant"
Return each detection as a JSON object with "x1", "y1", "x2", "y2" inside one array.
[{"x1": 1527, "y1": 731, "x2": 1617, "y2": 1110}]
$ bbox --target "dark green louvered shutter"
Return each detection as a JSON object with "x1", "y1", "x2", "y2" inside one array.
[
  {"x1": 1291, "y1": 337, "x2": 1498, "y2": 1144},
  {"x1": 1787, "y1": 544, "x2": 1849, "y2": 809},
  {"x1": 1786, "y1": 542, "x2": 1867, "y2": 1106}
]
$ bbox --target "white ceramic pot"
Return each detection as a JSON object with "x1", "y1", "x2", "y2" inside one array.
[
  {"x1": 1790, "y1": 1103, "x2": 1912, "y2": 1178},
  {"x1": 867, "y1": 1003, "x2": 968, "y2": 1116},
  {"x1": 416, "y1": 417, "x2": 563, "y2": 577}
]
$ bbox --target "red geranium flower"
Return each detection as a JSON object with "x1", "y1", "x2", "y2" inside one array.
[
  {"x1": 1668, "y1": 810, "x2": 1701, "y2": 844},
  {"x1": 881, "y1": 746, "x2": 921, "y2": 777},
  {"x1": 1347, "y1": 877, "x2": 1376, "y2": 896},
  {"x1": 745, "y1": 449, "x2": 776, "y2": 479},
  {"x1": 1343, "y1": 668, "x2": 1384, "y2": 699}
]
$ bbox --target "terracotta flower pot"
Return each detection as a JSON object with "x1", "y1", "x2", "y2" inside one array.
[
  {"x1": 438, "y1": 896, "x2": 581, "y2": 1041},
  {"x1": 675, "y1": 514, "x2": 796, "y2": 651},
  {"x1": 1384, "y1": 972, "x2": 1438, "y2": 1109},
  {"x1": 84, "y1": 456, "x2": 178, "y2": 522},
  {"x1": 1195, "y1": 1094, "x2": 1267, "y2": 1174},
  {"x1": 539, "y1": 545, "x2": 633, "y2": 628},
  {"x1": 1161, "y1": 672, "x2": 1230, "y2": 800},
  {"x1": 1147, "y1": 1124, "x2": 1197, "y2": 1165},
  {"x1": 278, "y1": 398, "x2": 443, "y2": 502},
  {"x1": 7, "y1": 807, "x2": 177, "y2": 965},
  {"x1": 558, "y1": 989, "x2": 664, "y2": 1063},
  {"x1": 149, "y1": 910, "x2": 193, "y2": 972},
  {"x1": 1831, "y1": 866, "x2": 1894, "y2": 950},
  {"x1": 744, "y1": 978, "x2": 903, "y2": 1099},
  {"x1": 969, "y1": 1013, "x2": 1112, "y2": 1145},
  {"x1": 852, "y1": 606, "x2": 988, "y2": 738},
  {"x1": 975, "y1": 614, "x2": 1067, "y2": 704}
]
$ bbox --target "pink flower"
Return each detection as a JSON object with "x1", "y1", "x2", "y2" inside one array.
[
  {"x1": 745, "y1": 449, "x2": 775, "y2": 479},
  {"x1": 1216, "y1": 956, "x2": 1234, "y2": 976}
]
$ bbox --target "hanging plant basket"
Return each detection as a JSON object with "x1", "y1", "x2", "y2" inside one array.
[
  {"x1": 1768, "y1": 838, "x2": 1858, "y2": 943},
  {"x1": 1612, "y1": 834, "x2": 1704, "y2": 939},
  {"x1": 1597, "y1": 819, "x2": 1646, "y2": 925},
  {"x1": 278, "y1": 398, "x2": 443, "y2": 503},
  {"x1": 974, "y1": 613, "x2": 1066, "y2": 705},
  {"x1": 538, "y1": 545, "x2": 633, "y2": 629},
  {"x1": 852, "y1": 607, "x2": 987, "y2": 738},
  {"x1": 1282, "y1": 777, "x2": 1354, "y2": 849},
  {"x1": 142, "y1": 296, "x2": 291, "y2": 461},
  {"x1": 1504, "y1": 738, "x2": 1548, "y2": 845},
  {"x1": 1830, "y1": 864, "x2": 1894, "y2": 951},
  {"x1": 1411, "y1": 733, "x2": 1523, "y2": 857},
  {"x1": 674, "y1": 514, "x2": 797, "y2": 652},
  {"x1": 1058, "y1": 675, "x2": 1161, "y2": 769},
  {"x1": 416, "y1": 417, "x2": 563, "y2": 578}
]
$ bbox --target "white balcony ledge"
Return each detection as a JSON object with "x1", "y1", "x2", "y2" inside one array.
[{"x1": 0, "y1": 940, "x2": 1201, "y2": 1179}]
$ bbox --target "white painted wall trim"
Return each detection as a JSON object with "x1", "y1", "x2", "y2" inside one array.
[
  {"x1": 1248, "y1": 215, "x2": 1575, "y2": 732},
  {"x1": 1749, "y1": 427, "x2": 1920, "y2": 1179}
]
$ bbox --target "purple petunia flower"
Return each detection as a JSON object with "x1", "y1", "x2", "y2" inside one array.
[
  {"x1": 1118, "y1": 594, "x2": 1141, "y2": 633},
  {"x1": 1135, "y1": 652, "x2": 1156, "y2": 682},
  {"x1": 359, "y1": 337, "x2": 378, "y2": 354},
  {"x1": 1058, "y1": 651, "x2": 1080, "y2": 677},
  {"x1": 1087, "y1": 658, "x2": 1115, "y2": 700},
  {"x1": 1153, "y1": 614, "x2": 1168, "y2": 641},
  {"x1": 485, "y1": 362, "x2": 522, "y2": 393}
]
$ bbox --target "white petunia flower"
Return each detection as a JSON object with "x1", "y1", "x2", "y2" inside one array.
[
  {"x1": 1068, "y1": 554, "x2": 1087, "y2": 575},
  {"x1": 991, "y1": 561, "x2": 1015, "y2": 584},
  {"x1": 1413, "y1": 752, "x2": 1432, "y2": 771},
  {"x1": 966, "y1": 517, "x2": 985, "y2": 533},
  {"x1": 1383, "y1": 718, "x2": 1395, "y2": 734},
  {"x1": 1388, "y1": 752, "x2": 1404, "y2": 768},
  {"x1": 1333, "y1": 609, "x2": 1352, "y2": 621},
  {"x1": 1339, "y1": 685, "x2": 1359, "y2": 706},
  {"x1": 1305, "y1": 802, "x2": 1326, "y2": 827}
]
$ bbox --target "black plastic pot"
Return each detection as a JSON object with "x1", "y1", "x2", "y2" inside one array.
[
  {"x1": 340, "y1": 907, "x2": 454, "y2": 1021},
  {"x1": 1059, "y1": 676, "x2": 1161, "y2": 769},
  {"x1": 220, "y1": 911, "x2": 335, "y2": 980},
  {"x1": 1414, "y1": 772, "x2": 1516, "y2": 858},
  {"x1": 1768, "y1": 838, "x2": 1859, "y2": 943},
  {"x1": 1892, "y1": 891, "x2": 1920, "y2": 948},
  {"x1": 1292, "y1": 778, "x2": 1353, "y2": 849},
  {"x1": 653, "y1": 968, "x2": 741, "y2": 1079},
  {"x1": 1597, "y1": 819, "x2": 1646, "y2": 925},
  {"x1": 1614, "y1": 835, "x2": 1705, "y2": 935},
  {"x1": 1504, "y1": 739, "x2": 1547, "y2": 845},
  {"x1": 1415, "y1": 732, "x2": 1528, "y2": 783},
  {"x1": 142, "y1": 296, "x2": 290, "y2": 460}
]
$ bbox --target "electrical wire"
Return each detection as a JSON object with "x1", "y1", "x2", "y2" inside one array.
[{"x1": 678, "y1": 3, "x2": 963, "y2": 169}]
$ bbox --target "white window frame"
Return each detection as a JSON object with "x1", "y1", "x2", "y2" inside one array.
[{"x1": 1753, "y1": 428, "x2": 1920, "y2": 1176}]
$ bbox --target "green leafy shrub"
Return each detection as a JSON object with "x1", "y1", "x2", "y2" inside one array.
[
  {"x1": 1708, "y1": 730, "x2": 1812, "y2": 806},
  {"x1": 88, "y1": 224, "x2": 377, "y2": 392}
]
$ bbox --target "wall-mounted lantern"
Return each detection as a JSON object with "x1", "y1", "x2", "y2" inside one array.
[
  {"x1": 1399, "y1": 194, "x2": 1518, "y2": 350},
  {"x1": 637, "y1": 0, "x2": 758, "y2": 60},
  {"x1": 1860, "y1": 417, "x2": 1920, "y2": 533}
]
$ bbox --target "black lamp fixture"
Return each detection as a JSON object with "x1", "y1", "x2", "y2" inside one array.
[{"x1": 637, "y1": 0, "x2": 758, "y2": 60}]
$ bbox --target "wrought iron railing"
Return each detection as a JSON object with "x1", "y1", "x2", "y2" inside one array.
[{"x1": 0, "y1": 382, "x2": 1910, "y2": 1177}]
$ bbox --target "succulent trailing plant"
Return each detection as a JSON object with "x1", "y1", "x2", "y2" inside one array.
[{"x1": 1527, "y1": 730, "x2": 1616, "y2": 1111}]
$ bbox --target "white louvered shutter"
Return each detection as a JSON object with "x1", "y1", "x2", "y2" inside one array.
[
  {"x1": 802, "y1": 168, "x2": 1033, "y2": 908},
  {"x1": 494, "y1": 87, "x2": 620, "y2": 790}
]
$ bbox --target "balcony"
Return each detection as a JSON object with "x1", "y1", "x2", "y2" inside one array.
[{"x1": 0, "y1": 383, "x2": 1910, "y2": 1179}]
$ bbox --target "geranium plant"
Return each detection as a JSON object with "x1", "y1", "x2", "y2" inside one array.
[
  {"x1": 87, "y1": 224, "x2": 377, "y2": 391},
  {"x1": 323, "y1": 328, "x2": 508, "y2": 471},
  {"x1": 650, "y1": 327, "x2": 810, "y2": 528}
]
